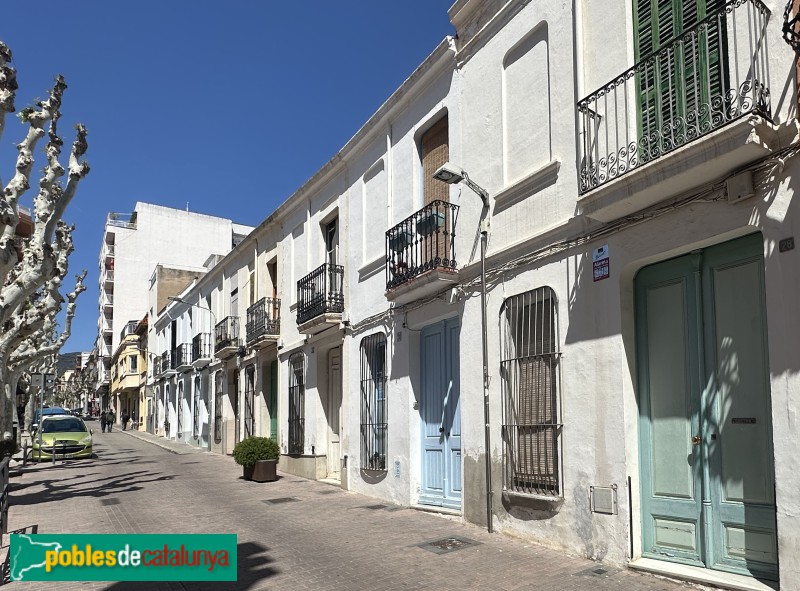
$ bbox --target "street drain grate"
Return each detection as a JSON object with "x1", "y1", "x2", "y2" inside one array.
[
  {"x1": 574, "y1": 565, "x2": 619, "y2": 578},
  {"x1": 418, "y1": 536, "x2": 480, "y2": 555},
  {"x1": 262, "y1": 497, "x2": 298, "y2": 505},
  {"x1": 100, "y1": 498, "x2": 120, "y2": 506}
]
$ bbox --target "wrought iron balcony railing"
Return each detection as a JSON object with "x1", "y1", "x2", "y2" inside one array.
[
  {"x1": 246, "y1": 297, "x2": 281, "y2": 344},
  {"x1": 159, "y1": 350, "x2": 171, "y2": 375},
  {"x1": 296, "y1": 263, "x2": 344, "y2": 325},
  {"x1": 577, "y1": 0, "x2": 771, "y2": 194},
  {"x1": 214, "y1": 316, "x2": 240, "y2": 353},
  {"x1": 175, "y1": 343, "x2": 192, "y2": 368},
  {"x1": 192, "y1": 333, "x2": 212, "y2": 363},
  {"x1": 385, "y1": 200, "x2": 459, "y2": 291}
]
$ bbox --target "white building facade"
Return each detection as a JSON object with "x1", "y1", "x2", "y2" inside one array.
[{"x1": 148, "y1": 1, "x2": 800, "y2": 587}]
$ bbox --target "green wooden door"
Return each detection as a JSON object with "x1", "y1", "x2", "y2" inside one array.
[
  {"x1": 634, "y1": 0, "x2": 728, "y2": 152},
  {"x1": 636, "y1": 234, "x2": 777, "y2": 581}
]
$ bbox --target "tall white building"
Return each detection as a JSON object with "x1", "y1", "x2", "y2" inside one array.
[{"x1": 96, "y1": 202, "x2": 253, "y2": 406}]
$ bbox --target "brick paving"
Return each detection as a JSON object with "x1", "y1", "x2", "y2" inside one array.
[{"x1": 2, "y1": 430, "x2": 691, "y2": 591}]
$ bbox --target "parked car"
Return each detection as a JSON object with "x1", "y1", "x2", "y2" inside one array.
[
  {"x1": 31, "y1": 415, "x2": 93, "y2": 460},
  {"x1": 30, "y1": 407, "x2": 69, "y2": 432}
]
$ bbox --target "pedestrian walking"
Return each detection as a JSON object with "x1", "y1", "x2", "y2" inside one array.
[
  {"x1": 106, "y1": 409, "x2": 116, "y2": 432},
  {"x1": 121, "y1": 410, "x2": 130, "y2": 431},
  {"x1": 99, "y1": 410, "x2": 107, "y2": 433}
]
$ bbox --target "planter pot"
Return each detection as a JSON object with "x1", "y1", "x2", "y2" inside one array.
[
  {"x1": 242, "y1": 459, "x2": 278, "y2": 482},
  {"x1": 416, "y1": 211, "x2": 445, "y2": 236},
  {"x1": 388, "y1": 229, "x2": 413, "y2": 252}
]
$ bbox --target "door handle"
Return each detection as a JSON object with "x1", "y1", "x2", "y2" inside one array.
[
  {"x1": 691, "y1": 435, "x2": 701, "y2": 445},
  {"x1": 439, "y1": 427, "x2": 445, "y2": 433}
]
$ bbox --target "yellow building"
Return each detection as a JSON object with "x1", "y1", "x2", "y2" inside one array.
[{"x1": 110, "y1": 316, "x2": 147, "y2": 428}]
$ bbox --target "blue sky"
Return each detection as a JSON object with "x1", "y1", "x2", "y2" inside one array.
[{"x1": 0, "y1": 1, "x2": 454, "y2": 352}]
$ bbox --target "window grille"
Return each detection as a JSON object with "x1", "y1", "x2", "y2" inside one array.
[
  {"x1": 500, "y1": 287, "x2": 562, "y2": 496},
  {"x1": 193, "y1": 376, "x2": 201, "y2": 439},
  {"x1": 244, "y1": 365, "x2": 255, "y2": 439},
  {"x1": 176, "y1": 383, "x2": 183, "y2": 437},
  {"x1": 288, "y1": 353, "x2": 305, "y2": 454},
  {"x1": 214, "y1": 372, "x2": 223, "y2": 444},
  {"x1": 360, "y1": 334, "x2": 387, "y2": 471}
]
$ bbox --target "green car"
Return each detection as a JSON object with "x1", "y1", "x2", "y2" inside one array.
[{"x1": 32, "y1": 415, "x2": 93, "y2": 460}]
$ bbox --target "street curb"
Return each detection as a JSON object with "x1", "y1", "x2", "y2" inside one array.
[{"x1": 119, "y1": 429, "x2": 184, "y2": 455}]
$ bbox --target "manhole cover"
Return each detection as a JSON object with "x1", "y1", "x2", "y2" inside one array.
[
  {"x1": 262, "y1": 497, "x2": 298, "y2": 505},
  {"x1": 418, "y1": 536, "x2": 480, "y2": 554},
  {"x1": 574, "y1": 565, "x2": 619, "y2": 577},
  {"x1": 100, "y1": 498, "x2": 120, "y2": 506}
]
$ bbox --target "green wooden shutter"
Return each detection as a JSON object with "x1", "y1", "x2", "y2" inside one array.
[{"x1": 635, "y1": 0, "x2": 728, "y2": 149}]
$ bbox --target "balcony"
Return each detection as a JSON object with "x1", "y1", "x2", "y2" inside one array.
[
  {"x1": 576, "y1": 0, "x2": 773, "y2": 221},
  {"x1": 107, "y1": 212, "x2": 136, "y2": 229},
  {"x1": 246, "y1": 297, "x2": 281, "y2": 348},
  {"x1": 385, "y1": 200, "x2": 460, "y2": 305},
  {"x1": 214, "y1": 316, "x2": 241, "y2": 359},
  {"x1": 102, "y1": 294, "x2": 113, "y2": 310},
  {"x1": 175, "y1": 343, "x2": 192, "y2": 372},
  {"x1": 119, "y1": 320, "x2": 138, "y2": 342},
  {"x1": 160, "y1": 350, "x2": 176, "y2": 376},
  {"x1": 101, "y1": 318, "x2": 112, "y2": 334},
  {"x1": 191, "y1": 333, "x2": 212, "y2": 368},
  {"x1": 104, "y1": 244, "x2": 115, "y2": 258},
  {"x1": 296, "y1": 263, "x2": 344, "y2": 334},
  {"x1": 103, "y1": 270, "x2": 114, "y2": 287}
]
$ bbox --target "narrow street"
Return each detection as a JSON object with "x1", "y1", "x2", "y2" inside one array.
[{"x1": 5, "y1": 431, "x2": 689, "y2": 591}]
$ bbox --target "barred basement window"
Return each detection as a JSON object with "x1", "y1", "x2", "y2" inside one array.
[
  {"x1": 500, "y1": 286, "x2": 562, "y2": 497},
  {"x1": 288, "y1": 353, "x2": 305, "y2": 454},
  {"x1": 360, "y1": 333, "x2": 387, "y2": 471}
]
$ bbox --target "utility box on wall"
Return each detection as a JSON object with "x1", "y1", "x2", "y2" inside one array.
[{"x1": 590, "y1": 485, "x2": 618, "y2": 515}]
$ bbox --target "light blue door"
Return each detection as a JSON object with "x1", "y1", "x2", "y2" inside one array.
[
  {"x1": 636, "y1": 234, "x2": 777, "y2": 581},
  {"x1": 420, "y1": 319, "x2": 461, "y2": 509}
]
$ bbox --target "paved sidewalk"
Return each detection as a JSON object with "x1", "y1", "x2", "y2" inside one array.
[
  {"x1": 4, "y1": 431, "x2": 692, "y2": 591},
  {"x1": 118, "y1": 427, "x2": 207, "y2": 455}
]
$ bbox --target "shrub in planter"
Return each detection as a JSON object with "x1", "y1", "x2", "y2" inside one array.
[{"x1": 232, "y1": 437, "x2": 280, "y2": 482}]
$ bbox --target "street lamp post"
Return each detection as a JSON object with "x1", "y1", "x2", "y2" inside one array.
[{"x1": 432, "y1": 162, "x2": 493, "y2": 534}]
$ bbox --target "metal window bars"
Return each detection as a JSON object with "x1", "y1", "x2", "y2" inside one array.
[
  {"x1": 244, "y1": 366, "x2": 255, "y2": 439},
  {"x1": 214, "y1": 372, "x2": 223, "y2": 444},
  {"x1": 193, "y1": 377, "x2": 201, "y2": 439},
  {"x1": 500, "y1": 287, "x2": 562, "y2": 496},
  {"x1": 360, "y1": 333, "x2": 388, "y2": 471},
  {"x1": 288, "y1": 353, "x2": 305, "y2": 454},
  {"x1": 176, "y1": 389, "x2": 183, "y2": 437},
  {"x1": 577, "y1": 0, "x2": 771, "y2": 194},
  {"x1": 385, "y1": 200, "x2": 459, "y2": 291}
]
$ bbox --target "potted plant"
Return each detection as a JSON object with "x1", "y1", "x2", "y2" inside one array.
[
  {"x1": 232, "y1": 436, "x2": 280, "y2": 482},
  {"x1": 416, "y1": 210, "x2": 445, "y2": 236}
]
